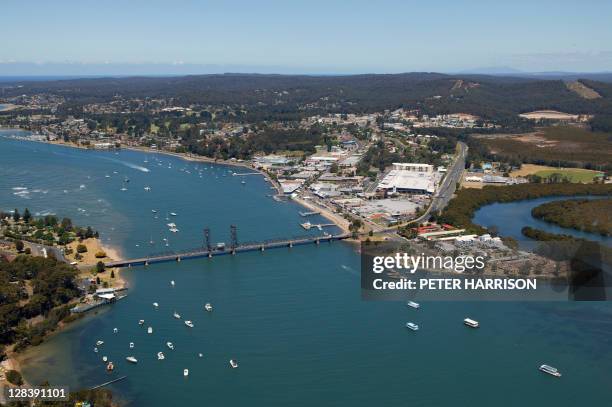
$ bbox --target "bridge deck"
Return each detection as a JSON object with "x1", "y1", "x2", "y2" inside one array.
[{"x1": 105, "y1": 233, "x2": 349, "y2": 268}]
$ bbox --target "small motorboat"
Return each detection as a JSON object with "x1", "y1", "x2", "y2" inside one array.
[
  {"x1": 144, "y1": 186, "x2": 151, "y2": 191},
  {"x1": 198, "y1": 353, "x2": 203, "y2": 358},
  {"x1": 94, "y1": 347, "x2": 98, "y2": 353},
  {"x1": 102, "y1": 356, "x2": 108, "y2": 362},
  {"x1": 153, "y1": 302, "x2": 159, "y2": 308},
  {"x1": 173, "y1": 311, "x2": 181, "y2": 319},
  {"x1": 129, "y1": 342, "x2": 135, "y2": 349},
  {"x1": 126, "y1": 356, "x2": 138, "y2": 364},
  {"x1": 96, "y1": 340, "x2": 104, "y2": 346},
  {"x1": 170, "y1": 212, "x2": 177, "y2": 216},
  {"x1": 158, "y1": 352, "x2": 165, "y2": 360},
  {"x1": 171, "y1": 280, "x2": 175, "y2": 286},
  {"x1": 167, "y1": 342, "x2": 174, "y2": 350},
  {"x1": 139, "y1": 319, "x2": 145, "y2": 325},
  {"x1": 464, "y1": 318, "x2": 479, "y2": 328},
  {"x1": 106, "y1": 362, "x2": 114, "y2": 371},
  {"x1": 113, "y1": 328, "x2": 118, "y2": 333},
  {"x1": 407, "y1": 301, "x2": 420, "y2": 309},
  {"x1": 147, "y1": 327, "x2": 153, "y2": 334},
  {"x1": 406, "y1": 322, "x2": 419, "y2": 331},
  {"x1": 229, "y1": 359, "x2": 239, "y2": 368},
  {"x1": 539, "y1": 364, "x2": 562, "y2": 377},
  {"x1": 204, "y1": 303, "x2": 213, "y2": 312},
  {"x1": 183, "y1": 369, "x2": 189, "y2": 377},
  {"x1": 184, "y1": 320, "x2": 194, "y2": 328}
]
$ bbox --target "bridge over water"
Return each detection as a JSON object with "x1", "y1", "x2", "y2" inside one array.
[{"x1": 104, "y1": 233, "x2": 350, "y2": 268}]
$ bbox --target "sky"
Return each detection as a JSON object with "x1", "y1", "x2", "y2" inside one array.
[{"x1": 1, "y1": 0, "x2": 611, "y2": 75}]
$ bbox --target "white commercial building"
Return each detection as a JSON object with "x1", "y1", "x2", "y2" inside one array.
[{"x1": 377, "y1": 163, "x2": 437, "y2": 194}]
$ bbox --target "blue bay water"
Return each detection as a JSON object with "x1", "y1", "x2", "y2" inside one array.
[{"x1": 1, "y1": 130, "x2": 611, "y2": 406}]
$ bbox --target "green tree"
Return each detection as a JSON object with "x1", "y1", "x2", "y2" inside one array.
[
  {"x1": 15, "y1": 240, "x2": 24, "y2": 252},
  {"x1": 23, "y1": 208, "x2": 31, "y2": 223},
  {"x1": 96, "y1": 261, "x2": 105, "y2": 273},
  {"x1": 13, "y1": 208, "x2": 20, "y2": 222}
]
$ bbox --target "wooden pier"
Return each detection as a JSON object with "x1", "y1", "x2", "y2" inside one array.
[{"x1": 105, "y1": 233, "x2": 349, "y2": 268}]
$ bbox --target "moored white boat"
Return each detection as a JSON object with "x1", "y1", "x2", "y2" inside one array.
[
  {"x1": 129, "y1": 342, "x2": 134, "y2": 349},
  {"x1": 173, "y1": 311, "x2": 181, "y2": 319},
  {"x1": 138, "y1": 319, "x2": 145, "y2": 325},
  {"x1": 96, "y1": 340, "x2": 104, "y2": 346},
  {"x1": 204, "y1": 303, "x2": 213, "y2": 312},
  {"x1": 167, "y1": 342, "x2": 174, "y2": 350},
  {"x1": 147, "y1": 326, "x2": 153, "y2": 334},
  {"x1": 157, "y1": 352, "x2": 165, "y2": 360},
  {"x1": 539, "y1": 364, "x2": 561, "y2": 377},
  {"x1": 407, "y1": 301, "x2": 420, "y2": 309},
  {"x1": 463, "y1": 318, "x2": 479, "y2": 328},
  {"x1": 153, "y1": 302, "x2": 159, "y2": 308},
  {"x1": 126, "y1": 356, "x2": 138, "y2": 364},
  {"x1": 184, "y1": 320, "x2": 194, "y2": 328},
  {"x1": 229, "y1": 359, "x2": 239, "y2": 368},
  {"x1": 405, "y1": 322, "x2": 419, "y2": 331}
]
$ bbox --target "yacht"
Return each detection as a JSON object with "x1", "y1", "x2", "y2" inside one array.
[
  {"x1": 126, "y1": 356, "x2": 138, "y2": 364},
  {"x1": 153, "y1": 302, "x2": 159, "y2": 308},
  {"x1": 204, "y1": 303, "x2": 213, "y2": 312},
  {"x1": 167, "y1": 342, "x2": 174, "y2": 350},
  {"x1": 157, "y1": 352, "x2": 165, "y2": 360},
  {"x1": 241, "y1": 180, "x2": 246, "y2": 185},
  {"x1": 144, "y1": 186, "x2": 151, "y2": 191},
  {"x1": 102, "y1": 356, "x2": 108, "y2": 362},
  {"x1": 138, "y1": 319, "x2": 145, "y2": 325},
  {"x1": 147, "y1": 327, "x2": 153, "y2": 334},
  {"x1": 96, "y1": 340, "x2": 104, "y2": 346},
  {"x1": 170, "y1": 212, "x2": 177, "y2": 216},
  {"x1": 129, "y1": 342, "x2": 134, "y2": 349},
  {"x1": 173, "y1": 311, "x2": 181, "y2": 319},
  {"x1": 105, "y1": 174, "x2": 111, "y2": 178},
  {"x1": 464, "y1": 318, "x2": 479, "y2": 328},
  {"x1": 405, "y1": 322, "x2": 419, "y2": 331},
  {"x1": 113, "y1": 328, "x2": 118, "y2": 333},
  {"x1": 183, "y1": 369, "x2": 189, "y2": 377},
  {"x1": 152, "y1": 209, "x2": 157, "y2": 213},
  {"x1": 539, "y1": 364, "x2": 561, "y2": 377},
  {"x1": 407, "y1": 301, "x2": 420, "y2": 309},
  {"x1": 184, "y1": 320, "x2": 194, "y2": 328},
  {"x1": 229, "y1": 359, "x2": 239, "y2": 369}
]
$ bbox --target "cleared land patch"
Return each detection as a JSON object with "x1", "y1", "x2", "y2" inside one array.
[{"x1": 565, "y1": 81, "x2": 601, "y2": 99}]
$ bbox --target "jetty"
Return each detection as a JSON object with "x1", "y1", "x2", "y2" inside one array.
[
  {"x1": 90, "y1": 376, "x2": 127, "y2": 390},
  {"x1": 299, "y1": 211, "x2": 320, "y2": 217},
  {"x1": 105, "y1": 233, "x2": 349, "y2": 268}
]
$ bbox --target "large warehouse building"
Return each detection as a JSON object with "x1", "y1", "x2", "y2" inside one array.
[{"x1": 376, "y1": 163, "x2": 437, "y2": 194}]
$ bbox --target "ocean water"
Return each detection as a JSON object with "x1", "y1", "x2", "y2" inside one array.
[{"x1": 1, "y1": 131, "x2": 612, "y2": 406}]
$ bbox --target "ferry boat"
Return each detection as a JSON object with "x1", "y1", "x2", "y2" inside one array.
[
  {"x1": 463, "y1": 318, "x2": 479, "y2": 328},
  {"x1": 183, "y1": 369, "x2": 189, "y2": 377},
  {"x1": 96, "y1": 340, "x2": 104, "y2": 346},
  {"x1": 173, "y1": 311, "x2": 181, "y2": 319},
  {"x1": 204, "y1": 303, "x2": 213, "y2": 312},
  {"x1": 539, "y1": 364, "x2": 561, "y2": 377},
  {"x1": 405, "y1": 322, "x2": 419, "y2": 331},
  {"x1": 167, "y1": 342, "x2": 174, "y2": 350},
  {"x1": 126, "y1": 356, "x2": 138, "y2": 364},
  {"x1": 147, "y1": 327, "x2": 153, "y2": 334},
  {"x1": 157, "y1": 352, "x2": 165, "y2": 360},
  {"x1": 129, "y1": 342, "x2": 134, "y2": 349},
  {"x1": 229, "y1": 359, "x2": 239, "y2": 369},
  {"x1": 184, "y1": 320, "x2": 194, "y2": 328},
  {"x1": 407, "y1": 301, "x2": 420, "y2": 309},
  {"x1": 106, "y1": 362, "x2": 114, "y2": 371}
]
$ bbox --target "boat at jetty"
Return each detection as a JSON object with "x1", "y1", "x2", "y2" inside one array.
[
  {"x1": 464, "y1": 318, "x2": 479, "y2": 328},
  {"x1": 539, "y1": 364, "x2": 561, "y2": 377}
]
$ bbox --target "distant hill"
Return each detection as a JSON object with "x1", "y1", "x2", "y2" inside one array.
[{"x1": 1, "y1": 72, "x2": 611, "y2": 120}]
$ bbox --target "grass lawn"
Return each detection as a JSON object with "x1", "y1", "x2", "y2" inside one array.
[{"x1": 535, "y1": 168, "x2": 603, "y2": 183}]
